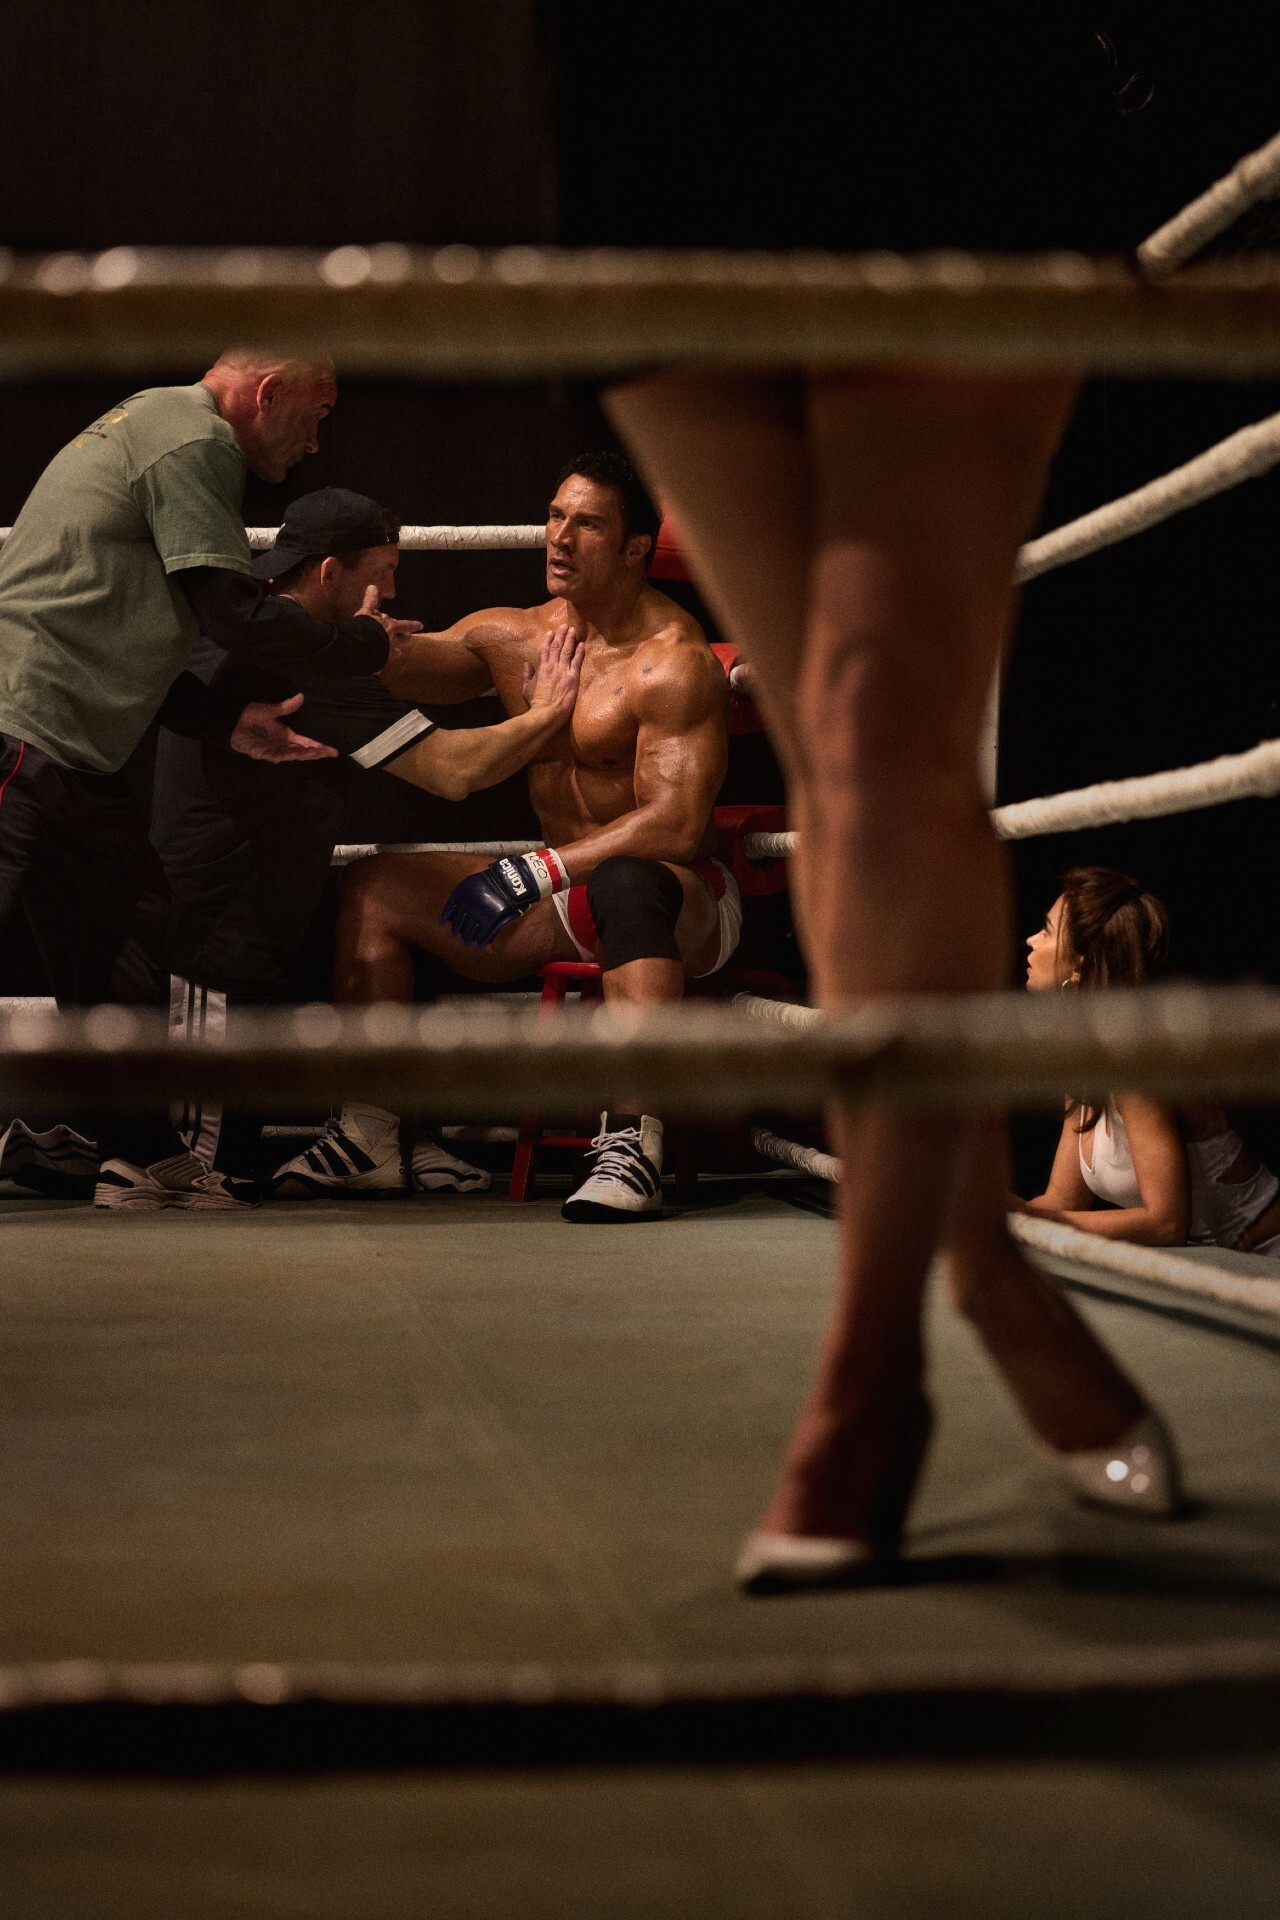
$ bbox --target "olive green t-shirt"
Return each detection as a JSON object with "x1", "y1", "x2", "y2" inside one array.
[{"x1": 0, "y1": 383, "x2": 251, "y2": 773}]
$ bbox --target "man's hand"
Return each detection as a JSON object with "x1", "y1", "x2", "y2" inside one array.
[
  {"x1": 521, "y1": 622, "x2": 582, "y2": 721},
  {"x1": 359, "y1": 583, "x2": 423, "y2": 676},
  {"x1": 442, "y1": 848, "x2": 568, "y2": 949},
  {"x1": 229, "y1": 694, "x2": 339, "y2": 763}
]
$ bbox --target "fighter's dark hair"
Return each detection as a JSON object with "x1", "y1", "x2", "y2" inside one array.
[{"x1": 555, "y1": 451, "x2": 660, "y2": 558}]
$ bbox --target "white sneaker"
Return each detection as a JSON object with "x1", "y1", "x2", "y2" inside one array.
[
  {"x1": 94, "y1": 1152, "x2": 259, "y2": 1211},
  {"x1": 270, "y1": 1104, "x2": 406, "y2": 1197},
  {"x1": 0, "y1": 1118, "x2": 100, "y2": 1195},
  {"x1": 408, "y1": 1129, "x2": 491, "y2": 1193},
  {"x1": 561, "y1": 1113, "x2": 664, "y2": 1223}
]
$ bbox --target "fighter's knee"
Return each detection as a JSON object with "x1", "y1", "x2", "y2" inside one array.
[
  {"x1": 586, "y1": 856, "x2": 684, "y2": 970},
  {"x1": 338, "y1": 859, "x2": 381, "y2": 919},
  {"x1": 588, "y1": 855, "x2": 678, "y2": 907},
  {"x1": 335, "y1": 886, "x2": 373, "y2": 945},
  {"x1": 347, "y1": 922, "x2": 402, "y2": 975}
]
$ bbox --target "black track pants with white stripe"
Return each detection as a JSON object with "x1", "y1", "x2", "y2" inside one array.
[{"x1": 169, "y1": 976, "x2": 268, "y2": 1181}]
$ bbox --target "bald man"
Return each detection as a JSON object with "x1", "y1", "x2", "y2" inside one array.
[{"x1": 0, "y1": 349, "x2": 416, "y2": 1205}]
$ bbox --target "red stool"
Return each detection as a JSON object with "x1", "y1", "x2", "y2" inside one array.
[{"x1": 507, "y1": 961, "x2": 603, "y2": 1202}]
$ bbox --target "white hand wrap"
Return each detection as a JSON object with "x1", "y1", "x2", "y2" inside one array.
[{"x1": 526, "y1": 848, "x2": 569, "y2": 898}]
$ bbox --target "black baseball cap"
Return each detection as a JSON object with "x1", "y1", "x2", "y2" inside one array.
[{"x1": 250, "y1": 487, "x2": 395, "y2": 581}]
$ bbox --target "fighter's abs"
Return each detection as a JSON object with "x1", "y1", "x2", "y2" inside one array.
[{"x1": 528, "y1": 758, "x2": 635, "y2": 844}]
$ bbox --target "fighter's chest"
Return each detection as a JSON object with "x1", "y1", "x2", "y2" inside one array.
[{"x1": 568, "y1": 661, "x2": 639, "y2": 770}]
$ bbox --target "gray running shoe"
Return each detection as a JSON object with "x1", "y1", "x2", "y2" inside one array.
[
  {"x1": 408, "y1": 1129, "x2": 491, "y2": 1193},
  {"x1": 94, "y1": 1152, "x2": 259, "y2": 1210},
  {"x1": 0, "y1": 1118, "x2": 99, "y2": 1196}
]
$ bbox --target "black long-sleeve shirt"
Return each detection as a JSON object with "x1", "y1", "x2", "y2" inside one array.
[{"x1": 159, "y1": 567, "x2": 390, "y2": 738}]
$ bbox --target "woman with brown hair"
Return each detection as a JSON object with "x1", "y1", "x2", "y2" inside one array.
[{"x1": 1021, "y1": 866, "x2": 1280, "y2": 1255}]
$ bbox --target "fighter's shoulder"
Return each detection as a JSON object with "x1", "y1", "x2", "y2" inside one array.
[
  {"x1": 636, "y1": 586, "x2": 708, "y2": 649},
  {"x1": 634, "y1": 598, "x2": 728, "y2": 718}
]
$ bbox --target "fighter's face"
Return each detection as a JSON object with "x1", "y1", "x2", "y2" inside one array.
[
  {"x1": 545, "y1": 476, "x2": 639, "y2": 600},
  {"x1": 246, "y1": 372, "x2": 338, "y2": 482},
  {"x1": 323, "y1": 543, "x2": 400, "y2": 621}
]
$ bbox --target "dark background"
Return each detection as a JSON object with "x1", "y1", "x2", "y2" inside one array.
[{"x1": 2, "y1": 3, "x2": 1279, "y2": 1179}]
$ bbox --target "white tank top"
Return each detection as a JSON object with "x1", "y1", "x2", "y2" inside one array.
[{"x1": 1078, "y1": 1103, "x2": 1280, "y2": 1249}]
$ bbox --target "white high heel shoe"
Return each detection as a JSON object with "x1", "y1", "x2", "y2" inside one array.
[
  {"x1": 1051, "y1": 1411, "x2": 1182, "y2": 1517},
  {"x1": 734, "y1": 1531, "x2": 878, "y2": 1594},
  {"x1": 737, "y1": 1395, "x2": 933, "y2": 1593}
]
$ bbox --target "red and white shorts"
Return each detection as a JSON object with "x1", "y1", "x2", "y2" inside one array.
[{"x1": 552, "y1": 857, "x2": 743, "y2": 978}]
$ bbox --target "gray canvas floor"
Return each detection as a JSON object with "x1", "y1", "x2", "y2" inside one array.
[{"x1": 2, "y1": 1186, "x2": 1279, "y2": 1914}]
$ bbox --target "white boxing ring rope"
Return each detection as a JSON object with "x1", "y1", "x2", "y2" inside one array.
[
  {"x1": 245, "y1": 525, "x2": 543, "y2": 552},
  {"x1": 742, "y1": 734, "x2": 1280, "y2": 863},
  {"x1": 13, "y1": 980, "x2": 1280, "y2": 1358},
  {"x1": 1138, "y1": 126, "x2": 1280, "y2": 280},
  {"x1": 11, "y1": 405, "x2": 1280, "y2": 578},
  {"x1": 750, "y1": 1127, "x2": 838, "y2": 1180},
  {"x1": 1013, "y1": 406, "x2": 1280, "y2": 582},
  {"x1": 991, "y1": 738, "x2": 1280, "y2": 838},
  {"x1": 749, "y1": 1125, "x2": 1280, "y2": 1323},
  {"x1": 1009, "y1": 1214, "x2": 1280, "y2": 1319},
  {"x1": 330, "y1": 840, "x2": 539, "y2": 866},
  {"x1": 8, "y1": 249, "x2": 1280, "y2": 381},
  {"x1": 9, "y1": 985, "x2": 1280, "y2": 1115},
  {"x1": 9, "y1": 388, "x2": 1280, "y2": 592},
  {"x1": 0, "y1": 524, "x2": 545, "y2": 549}
]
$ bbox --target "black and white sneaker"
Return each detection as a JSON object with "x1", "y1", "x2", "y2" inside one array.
[
  {"x1": 270, "y1": 1104, "x2": 407, "y2": 1197},
  {"x1": 94, "y1": 1152, "x2": 259, "y2": 1211},
  {"x1": 561, "y1": 1113, "x2": 664, "y2": 1223},
  {"x1": 0, "y1": 1118, "x2": 100, "y2": 1196},
  {"x1": 408, "y1": 1129, "x2": 491, "y2": 1193}
]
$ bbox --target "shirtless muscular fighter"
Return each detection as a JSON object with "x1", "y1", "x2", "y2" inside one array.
[{"x1": 275, "y1": 452, "x2": 732, "y2": 1220}]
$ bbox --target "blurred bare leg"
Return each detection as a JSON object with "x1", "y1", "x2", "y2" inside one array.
[
  {"x1": 612, "y1": 368, "x2": 1094, "y2": 1543},
  {"x1": 943, "y1": 1121, "x2": 1143, "y2": 1451}
]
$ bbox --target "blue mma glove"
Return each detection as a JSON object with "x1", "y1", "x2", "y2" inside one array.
[{"x1": 442, "y1": 847, "x2": 568, "y2": 948}]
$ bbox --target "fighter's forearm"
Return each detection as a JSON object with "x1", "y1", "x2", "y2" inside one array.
[{"x1": 550, "y1": 802, "x2": 710, "y2": 880}]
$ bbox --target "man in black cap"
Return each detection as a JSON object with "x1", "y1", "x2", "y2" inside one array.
[{"x1": 144, "y1": 487, "x2": 582, "y2": 1209}]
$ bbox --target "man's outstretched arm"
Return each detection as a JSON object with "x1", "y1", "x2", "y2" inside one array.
[
  {"x1": 386, "y1": 625, "x2": 580, "y2": 800},
  {"x1": 199, "y1": 625, "x2": 579, "y2": 793},
  {"x1": 378, "y1": 611, "x2": 520, "y2": 706}
]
